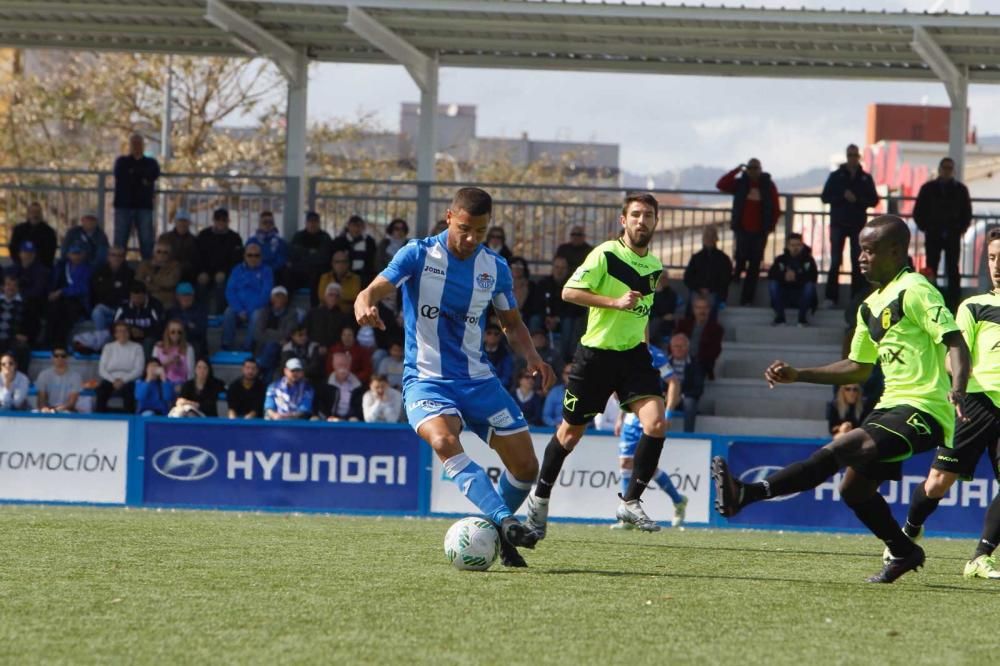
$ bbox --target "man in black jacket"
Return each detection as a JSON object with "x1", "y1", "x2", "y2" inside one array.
[
  {"x1": 768, "y1": 233, "x2": 818, "y2": 326},
  {"x1": 113, "y1": 133, "x2": 160, "y2": 260},
  {"x1": 332, "y1": 215, "x2": 377, "y2": 287},
  {"x1": 90, "y1": 246, "x2": 134, "y2": 333},
  {"x1": 113, "y1": 281, "x2": 164, "y2": 355},
  {"x1": 820, "y1": 144, "x2": 879, "y2": 306},
  {"x1": 9, "y1": 202, "x2": 58, "y2": 268},
  {"x1": 683, "y1": 226, "x2": 733, "y2": 312},
  {"x1": 289, "y1": 211, "x2": 333, "y2": 304},
  {"x1": 913, "y1": 157, "x2": 972, "y2": 311},
  {"x1": 195, "y1": 208, "x2": 245, "y2": 314}
]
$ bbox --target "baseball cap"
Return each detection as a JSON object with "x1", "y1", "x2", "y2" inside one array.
[
  {"x1": 324, "y1": 282, "x2": 342, "y2": 295},
  {"x1": 67, "y1": 242, "x2": 86, "y2": 254},
  {"x1": 174, "y1": 208, "x2": 192, "y2": 221},
  {"x1": 81, "y1": 210, "x2": 99, "y2": 220},
  {"x1": 271, "y1": 286, "x2": 288, "y2": 297},
  {"x1": 175, "y1": 282, "x2": 195, "y2": 295},
  {"x1": 20, "y1": 241, "x2": 36, "y2": 253},
  {"x1": 285, "y1": 358, "x2": 304, "y2": 371}
]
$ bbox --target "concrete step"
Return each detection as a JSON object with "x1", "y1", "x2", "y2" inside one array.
[
  {"x1": 724, "y1": 322, "x2": 844, "y2": 346},
  {"x1": 717, "y1": 343, "x2": 843, "y2": 380},
  {"x1": 719, "y1": 306, "x2": 847, "y2": 328},
  {"x1": 693, "y1": 415, "x2": 829, "y2": 438},
  {"x1": 709, "y1": 394, "x2": 830, "y2": 420}
]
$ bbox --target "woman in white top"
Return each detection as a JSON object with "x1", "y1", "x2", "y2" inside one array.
[
  {"x1": 153, "y1": 319, "x2": 195, "y2": 390},
  {"x1": 0, "y1": 353, "x2": 30, "y2": 411},
  {"x1": 96, "y1": 321, "x2": 144, "y2": 413}
]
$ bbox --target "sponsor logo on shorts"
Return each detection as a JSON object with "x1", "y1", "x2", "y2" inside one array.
[
  {"x1": 487, "y1": 409, "x2": 515, "y2": 429},
  {"x1": 936, "y1": 455, "x2": 959, "y2": 463},
  {"x1": 738, "y1": 466, "x2": 800, "y2": 501},
  {"x1": 476, "y1": 272, "x2": 495, "y2": 290},
  {"x1": 563, "y1": 390, "x2": 579, "y2": 412},
  {"x1": 906, "y1": 412, "x2": 931, "y2": 436},
  {"x1": 408, "y1": 399, "x2": 444, "y2": 412}
]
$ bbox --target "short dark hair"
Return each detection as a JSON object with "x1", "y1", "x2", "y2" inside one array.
[
  {"x1": 388, "y1": 218, "x2": 409, "y2": 234},
  {"x1": 940, "y1": 157, "x2": 955, "y2": 168},
  {"x1": 347, "y1": 215, "x2": 365, "y2": 227},
  {"x1": 788, "y1": 232, "x2": 803, "y2": 243},
  {"x1": 987, "y1": 227, "x2": 1000, "y2": 243},
  {"x1": 213, "y1": 207, "x2": 229, "y2": 221},
  {"x1": 305, "y1": 211, "x2": 320, "y2": 222},
  {"x1": 622, "y1": 192, "x2": 658, "y2": 217},
  {"x1": 372, "y1": 374, "x2": 389, "y2": 384},
  {"x1": 243, "y1": 357, "x2": 258, "y2": 366},
  {"x1": 129, "y1": 280, "x2": 147, "y2": 294},
  {"x1": 451, "y1": 187, "x2": 493, "y2": 216},
  {"x1": 485, "y1": 323, "x2": 503, "y2": 334},
  {"x1": 866, "y1": 214, "x2": 911, "y2": 251}
]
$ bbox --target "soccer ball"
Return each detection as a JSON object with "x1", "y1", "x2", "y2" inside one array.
[{"x1": 444, "y1": 517, "x2": 500, "y2": 571}]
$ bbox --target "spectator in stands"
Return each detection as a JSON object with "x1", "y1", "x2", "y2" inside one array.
[
  {"x1": 650, "y1": 272, "x2": 679, "y2": 347},
  {"x1": 667, "y1": 333, "x2": 705, "y2": 433},
  {"x1": 534, "y1": 255, "x2": 584, "y2": 361},
  {"x1": 431, "y1": 219, "x2": 448, "y2": 235},
  {"x1": 527, "y1": 328, "x2": 563, "y2": 380},
  {"x1": 318, "y1": 250, "x2": 360, "y2": 315},
  {"x1": 485, "y1": 226, "x2": 513, "y2": 261},
  {"x1": 89, "y1": 246, "x2": 133, "y2": 336},
  {"x1": 289, "y1": 211, "x2": 333, "y2": 303},
  {"x1": 362, "y1": 374, "x2": 402, "y2": 423},
  {"x1": 542, "y1": 364, "x2": 574, "y2": 427},
  {"x1": 683, "y1": 225, "x2": 733, "y2": 311},
  {"x1": 247, "y1": 210, "x2": 289, "y2": 287},
  {"x1": 47, "y1": 243, "x2": 93, "y2": 348},
  {"x1": 306, "y1": 282, "x2": 351, "y2": 354},
  {"x1": 35, "y1": 346, "x2": 82, "y2": 413},
  {"x1": 483, "y1": 323, "x2": 513, "y2": 389},
  {"x1": 333, "y1": 215, "x2": 377, "y2": 286},
  {"x1": 114, "y1": 281, "x2": 164, "y2": 355},
  {"x1": 252, "y1": 286, "x2": 299, "y2": 377},
  {"x1": 158, "y1": 209, "x2": 198, "y2": 282},
  {"x1": 507, "y1": 257, "x2": 539, "y2": 325},
  {"x1": 280, "y1": 324, "x2": 324, "y2": 386},
  {"x1": 165, "y1": 282, "x2": 208, "y2": 357},
  {"x1": 767, "y1": 232, "x2": 818, "y2": 326},
  {"x1": 324, "y1": 352, "x2": 364, "y2": 422},
  {"x1": 820, "y1": 144, "x2": 879, "y2": 307},
  {"x1": 227, "y1": 358, "x2": 266, "y2": 419},
  {"x1": 0, "y1": 352, "x2": 29, "y2": 411},
  {"x1": 134, "y1": 358, "x2": 175, "y2": 416},
  {"x1": 173, "y1": 358, "x2": 225, "y2": 418},
  {"x1": 61, "y1": 210, "x2": 108, "y2": 268},
  {"x1": 113, "y1": 133, "x2": 160, "y2": 260},
  {"x1": 555, "y1": 225, "x2": 592, "y2": 274},
  {"x1": 9, "y1": 241, "x2": 51, "y2": 336},
  {"x1": 376, "y1": 218, "x2": 409, "y2": 271},
  {"x1": 328, "y1": 325, "x2": 373, "y2": 385},
  {"x1": 673, "y1": 294, "x2": 723, "y2": 381},
  {"x1": 265, "y1": 357, "x2": 314, "y2": 420},
  {"x1": 0, "y1": 274, "x2": 30, "y2": 373},
  {"x1": 136, "y1": 241, "x2": 181, "y2": 308},
  {"x1": 9, "y1": 201, "x2": 57, "y2": 268},
  {"x1": 153, "y1": 319, "x2": 195, "y2": 391},
  {"x1": 376, "y1": 339, "x2": 404, "y2": 389},
  {"x1": 827, "y1": 383, "x2": 864, "y2": 436},
  {"x1": 510, "y1": 370, "x2": 543, "y2": 426},
  {"x1": 96, "y1": 321, "x2": 144, "y2": 413},
  {"x1": 913, "y1": 156, "x2": 972, "y2": 311},
  {"x1": 221, "y1": 240, "x2": 273, "y2": 352},
  {"x1": 196, "y1": 207, "x2": 245, "y2": 314},
  {"x1": 717, "y1": 159, "x2": 780, "y2": 306}
]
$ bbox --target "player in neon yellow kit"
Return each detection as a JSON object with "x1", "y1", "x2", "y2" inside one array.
[{"x1": 712, "y1": 215, "x2": 971, "y2": 583}]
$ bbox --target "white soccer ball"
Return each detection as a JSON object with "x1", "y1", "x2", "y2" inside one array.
[{"x1": 444, "y1": 517, "x2": 500, "y2": 571}]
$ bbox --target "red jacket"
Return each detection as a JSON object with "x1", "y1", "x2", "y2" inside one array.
[
  {"x1": 674, "y1": 316, "x2": 723, "y2": 380},
  {"x1": 717, "y1": 168, "x2": 781, "y2": 234}
]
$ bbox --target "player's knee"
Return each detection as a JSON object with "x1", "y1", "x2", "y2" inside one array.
[
  {"x1": 510, "y1": 456, "x2": 539, "y2": 482},
  {"x1": 619, "y1": 457, "x2": 633, "y2": 471},
  {"x1": 829, "y1": 435, "x2": 876, "y2": 466},
  {"x1": 427, "y1": 432, "x2": 462, "y2": 457},
  {"x1": 556, "y1": 422, "x2": 584, "y2": 450},
  {"x1": 644, "y1": 417, "x2": 667, "y2": 438},
  {"x1": 925, "y1": 469, "x2": 957, "y2": 498}
]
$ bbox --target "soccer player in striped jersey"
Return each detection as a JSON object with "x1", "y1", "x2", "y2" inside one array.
[
  {"x1": 611, "y1": 343, "x2": 688, "y2": 529},
  {"x1": 883, "y1": 228, "x2": 1000, "y2": 579},
  {"x1": 354, "y1": 187, "x2": 556, "y2": 567}
]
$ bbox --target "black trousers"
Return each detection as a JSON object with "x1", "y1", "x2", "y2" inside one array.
[
  {"x1": 733, "y1": 230, "x2": 767, "y2": 305},
  {"x1": 924, "y1": 231, "x2": 962, "y2": 311},
  {"x1": 95, "y1": 380, "x2": 136, "y2": 413},
  {"x1": 825, "y1": 224, "x2": 863, "y2": 303}
]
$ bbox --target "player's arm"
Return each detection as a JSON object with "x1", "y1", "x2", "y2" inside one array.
[
  {"x1": 354, "y1": 276, "x2": 396, "y2": 330},
  {"x1": 766, "y1": 358, "x2": 873, "y2": 388},
  {"x1": 562, "y1": 286, "x2": 640, "y2": 312},
  {"x1": 942, "y1": 330, "x2": 970, "y2": 418},
  {"x1": 496, "y1": 306, "x2": 556, "y2": 392},
  {"x1": 914, "y1": 287, "x2": 970, "y2": 418}
]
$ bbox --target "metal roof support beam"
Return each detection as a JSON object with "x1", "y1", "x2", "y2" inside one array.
[
  {"x1": 344, "y1": 6, "x2": 438, "y2": 235},
  {"x1": 284, "y1": 49, "x2": 308, "y2": 239},
  {"x1": 912, "y1": 26, "x2": 968, "y2": 178},
  {"x1": 204, "y1": 0, "x2": 302, "y2": 84}
]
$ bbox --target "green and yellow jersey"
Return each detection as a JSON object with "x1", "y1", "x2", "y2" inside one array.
[
  {"x1": 849, "y1": 267, "x2": 960, "y2": 445},
  {"x1": 956, "y1": 291, "x2": 1000, "y2": 410},
  {"x1": 564, "y1": 237, "x2": 662, "y2": 351}
]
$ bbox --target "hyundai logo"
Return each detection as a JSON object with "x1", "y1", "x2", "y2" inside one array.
[
  {"x1": 152, "y1": 445, "x2": 218, "y2": 481},
  {"x1": 738, "y1": 466, "x2": 800, "y2": 501}
]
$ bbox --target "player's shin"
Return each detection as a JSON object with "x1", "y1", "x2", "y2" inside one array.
[
  {"x1": 905, "y1": 482, "x2": 941, "y2": 538},
  {"x1": 745, "y1": 447, "x2": 840, "y2": 504},
  {"x1": 444, "y1": 453, "x2": 512, "y2": 525},
  {"x1": 847, "y1": 493, "x2": 916, "y2": 558},
  {"x1": 535, "y1": 436, "x2": 570, "y2": 499},
  {"x1": 623, "y1": 434, "x2": 664, "y2": 502},
  {"x1": 498, "y1": 470, "x2": 533, "y2": 513},
  {"x1": 974, "y1": 493, "x2": 1000, "y2": 559},
  {"x1": 619, "y1": 468, "x2": 631, "y2": 497}
]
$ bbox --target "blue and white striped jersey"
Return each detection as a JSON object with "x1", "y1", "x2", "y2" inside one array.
[
  {"x1": 380, "y1": 230, "x2": 517, "y2": 385},
  {"x1": 621, "y1": 344, "x2": 675, "y2": 440}
]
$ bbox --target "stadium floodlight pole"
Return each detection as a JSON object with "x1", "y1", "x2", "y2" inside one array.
[
  {"x1": 911, "y1": 25, "x2": 969, "y2": 180},
  {"x1": 344, "y1": 5, "x2": 439, "y2": 237}
]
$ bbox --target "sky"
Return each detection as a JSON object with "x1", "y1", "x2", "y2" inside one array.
[{"x1": 295, "y1": 0, "x2": 998, "y2": 178}]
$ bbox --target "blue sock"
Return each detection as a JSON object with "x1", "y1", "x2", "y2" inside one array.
[
  {"x1": 443, "y1": 453, "x2": 511, "y2": 525},
  {"x1": 498, "y1": 470, "x2": 532, "y2": 513},
  {"x1": 620, "y1": 469, "x2": 632, "y2": 497},
  {"x1": 654, "y1": 468, "x2": 684, "y2": 504}
]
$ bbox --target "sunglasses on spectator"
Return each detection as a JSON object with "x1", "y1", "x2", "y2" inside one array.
[
  {"x1": 246, "y1": 253, "x2": 261, "y2": 258},
  {"x1": 168, "y1": 329, "x2": 183, "y2": 334},
  {"x1": 843, "y1": 387, "x2": 860, "y2": 393},
  {"x1": 53, "y1": 352, "x2": 69, "y2": 358},
  {"x1": 333, "y1": 259, "x2": 349, "y2": 264},
  {"x1": 154, "y1": 249, "x2": 169, "y2": 255},
  {"x1": 570, "y1": 232, "x2": 584, "y2": 237}
]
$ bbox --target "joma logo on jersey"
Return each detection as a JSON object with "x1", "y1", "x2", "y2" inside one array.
[
  {"x1": 879, "y1": 347, "x2": 904, "y2": 365},
  {"x1": 476, "y1": 272, "x2": 495, "y2": 290},
  {"x1": 423, "y1": 265, "x2": 445, "y2": 276}
]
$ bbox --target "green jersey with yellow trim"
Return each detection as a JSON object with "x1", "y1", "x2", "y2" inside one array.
[
  {"x1": 564, "y1": 238, "x2": 662, "y2": 351},
  {"x1": 956, "y1": 291, "x2": 1000, "y2": 410},
  {"x1": 849, "y1": 267, "x2": 960, "y2": 445}
]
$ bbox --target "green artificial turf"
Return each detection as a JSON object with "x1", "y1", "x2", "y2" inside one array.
[{"x1": 1, "y1": 506, "x2": 998, "y2": 665}]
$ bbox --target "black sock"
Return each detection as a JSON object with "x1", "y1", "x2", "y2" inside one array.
[
  {"x1": 905, "y1": 483, "x2": 941, "y2": 535},
  {"x1": 743, "y1": 447, "x2": 839, "y2": 505},
  {"x1": 623, "y1": 434, "x2": 665, "y2": 502},
  {"x1": 974, "y1": 493, "x2": 1000, "y2": 559},
  {"x1": 847, "y1": 493, "x2": 915, "y2": 559},
  {"x1": 534, "y1": 436, "x2": 570, "y2": 499}
]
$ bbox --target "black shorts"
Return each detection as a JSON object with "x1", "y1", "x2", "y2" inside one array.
[
  {"x1": 931, "y1": 392, "x2": 1000, "y2": 481},
  {"x1": 562, "y1": 344, "x2": 662, "y2": 426},
  {"x1": 854, "y1": 405, "x2": 944, "y2": 482}
]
